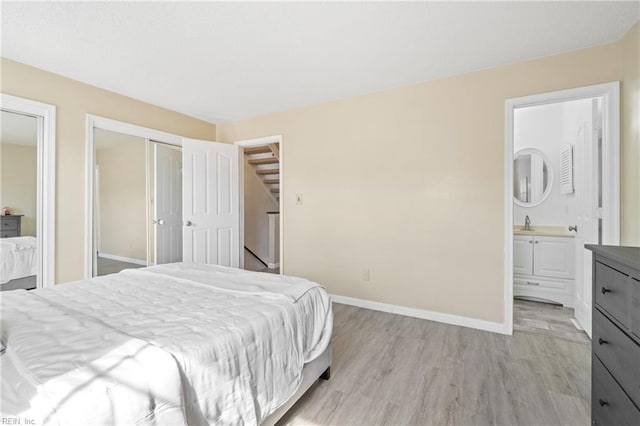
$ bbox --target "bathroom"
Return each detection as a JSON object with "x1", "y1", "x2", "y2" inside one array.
[{"x1": 512, "y1": 96, "x2": 602, "y2": 341}]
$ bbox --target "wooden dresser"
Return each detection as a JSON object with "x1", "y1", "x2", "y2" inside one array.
[
  {"x1": 1, "y1": 215, "x2": 23, "y2": 238},
  {"x1": 586, "y1": 245, "x2": 640, "y2": 425}
]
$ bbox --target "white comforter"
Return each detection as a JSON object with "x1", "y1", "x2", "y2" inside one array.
[
  {"x1": 0, "y1": 236, "x2": 38, "y2": 284},
  {"x1": 0, "y1": 263, "x2": 333, "y2": 425}
]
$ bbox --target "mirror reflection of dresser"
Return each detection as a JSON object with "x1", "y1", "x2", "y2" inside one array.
[{"x1": 1, "y1": 215, "x2": 23, "y2": 238}]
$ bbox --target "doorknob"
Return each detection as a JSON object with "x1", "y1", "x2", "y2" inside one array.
[
  {"x1": 185, "y1": 220, "x2": 193, "y2": 227},
  {"x1": 157, "y1": 219, "x2": 165, "y2": 225},
  {"x1": 569, "y1": 225, "x2": 578, "y2": 232}
]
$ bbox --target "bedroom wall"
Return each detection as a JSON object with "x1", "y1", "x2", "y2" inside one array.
[
  {"x1": 218, "y1": 37, "x2": 629, "y2": 326},
  {"x1": 0, "y1": 143, "x2": 37, "y2": 236},
  {"x1": 621, "y1": 23, "x2": 639, "y2": 247},
  {"x1": 244, "y1": 156, "x2": 279, "y2": 264},
  {"x1": 95, "y1": 132, "x2": 147, "y2": 263},
  {"x1": 0, "y1": 58, "x2": 216, "y2": 283}
]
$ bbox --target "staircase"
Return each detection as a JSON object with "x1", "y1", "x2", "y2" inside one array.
[{"x1": 244, "y1": 143, "x2": 280, "y2": 201}]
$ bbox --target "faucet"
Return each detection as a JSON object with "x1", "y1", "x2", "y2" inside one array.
[{"x1": 524, "y1": 215, "x2": 531, "y2": 231}]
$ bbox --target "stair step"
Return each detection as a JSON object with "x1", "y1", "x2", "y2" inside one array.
[
  {"x1": 256, "y1": 168, "x2": 279, "y2": 175},
  {"x1": 243, "y1": 145, "x2": 272, "y2": 155},
  {"x1": 263, "y1": 179, "x2": 280, "y2": 184},
  {"x1": 249, "y1": 157, "x2": 279, "y2": 165},
  {"x1": 270, "y1": 188, "x2": 279, "y2": 193}
]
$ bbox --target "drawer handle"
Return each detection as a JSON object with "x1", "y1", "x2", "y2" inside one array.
[
  {"x1": 601, "y1": 287, "x2": 612, "y2": 294},
  {"x1": 598, "y1": 338, "x2": 608, "y2": 345},
  {"x1": 526, "y1": 281, "x2": 540, "y2": 286},
  {"x1": 598, "y1": 399, "x2": 608, "y2": 407}
]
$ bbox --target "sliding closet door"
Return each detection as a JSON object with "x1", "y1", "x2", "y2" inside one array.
[
  {"x1": 182, "y1": 138, "x2": 241, "y2": 267},
  {"x1": 154, "y1": 142, "x2": 183, "y2": 264}
]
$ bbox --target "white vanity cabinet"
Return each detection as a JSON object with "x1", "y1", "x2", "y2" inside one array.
[{"x1": 514, "y1": 234, "x2": 575, "y2": 307}]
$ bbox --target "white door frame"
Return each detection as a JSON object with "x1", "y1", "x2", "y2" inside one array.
[
  {"x1": 1, "y1": 93, "x2": 56, "y2": 288},
  {"x1": 234, "y1": 135, "x2": 284, "y2": 273},
  {"x1": 85, "y1": 114, "x2": 182, "y2": 278},
  {"x1": 504, "y1": 82, "x2": 620, "y2": 335}
]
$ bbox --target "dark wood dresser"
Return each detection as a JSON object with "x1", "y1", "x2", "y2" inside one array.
[
  {"x1": 1, "y1": 215, "x2": 23, "y2": 238},
  {"x1": 586, "y1": 245, "x2": 640, "y2": 425}
]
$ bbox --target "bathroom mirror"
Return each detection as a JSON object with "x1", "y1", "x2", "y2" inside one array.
[{"x1": 513, "y1": 148, "x2": 553, "y2": 207}]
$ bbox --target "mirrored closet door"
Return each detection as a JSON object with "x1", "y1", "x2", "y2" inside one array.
[
  {"x1": 92, "y1": 129, "x2": 182, "y2": 277},
  {"x1": 0, "y1": 110, "x2": 39, "y2": 290}
]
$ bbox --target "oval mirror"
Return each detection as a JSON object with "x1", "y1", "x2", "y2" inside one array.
[{"x1": 513, "y1": 148, "x2": 553, "y2": 207}]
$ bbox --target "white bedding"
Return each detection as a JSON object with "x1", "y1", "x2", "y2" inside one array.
[
  {"x1": 0, "y1": 236, "x2": 38, "y2": 284},
  {"x1": 0, "y1": 263, "x2": 333, "y2": 425}
]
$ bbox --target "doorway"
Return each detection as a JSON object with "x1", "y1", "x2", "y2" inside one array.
[
  {"x1": 235, "y1": 136, "x2": 283, "y2": 274},
  {"x1": 0, "y1": 94, "x2": 55, "y2": 290},
  {"x1": 504, "y1": 82, "x2": 620, "y2": 337}
]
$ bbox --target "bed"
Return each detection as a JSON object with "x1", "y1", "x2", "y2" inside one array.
[
  {"x1": 0, "y1": 236, "x2": 37, "y2": 291},
  {"x1": 0, "y1": 263, "x2": 333, "y2": 425}
]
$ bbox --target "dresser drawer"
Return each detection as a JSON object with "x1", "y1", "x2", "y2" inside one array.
[
  {"x1": 1, "y1": 230, "x2": 18, "y2": 238},
  {"x1": 593, "y1": 309, "x2": 640, "y2": 407},
  {"x1": 632, "y1": 278, "x2": 640, "y2": 340},
  {"x1": 592, "y1": 356, "x2": 640, "y2": 426},
  {"x1": 0, "y1": 218, "x2": 18, "y2": 230},
  {"x1": 595, "y1": 261, "x2": 631, "y2": 327}
]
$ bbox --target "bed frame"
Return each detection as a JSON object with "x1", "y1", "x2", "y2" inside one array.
[
  {"x1": 262, "y1": 343, "x2": 332, "y2": 425},
  {"x1": 0, "y1": 275, "x2": 36, "y2": 291}
]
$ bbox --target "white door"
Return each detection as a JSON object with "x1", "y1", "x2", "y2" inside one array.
[
  {"x1": 154, "y1": 143, "x2": 183, "y2": 264},
  {"x1": 574, "y1": 99, "x2": 600, "y2": 337},
  {"x1": 513, "y1": 236, "x2": 533, "y2": 275},
  {"x1": 182, "y1": 138, "x2": 241, "y2": 267}
]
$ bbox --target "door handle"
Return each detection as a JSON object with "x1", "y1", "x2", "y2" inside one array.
[
  {"x1": 157, "y1": 219, "x2": 165, "y2": 225},
  {"x1": 568, "y1": 225, "x2": 578, "y2": 232},
  {"x1": 185, "y1": 220, "x2": 193, "y2": 227}
]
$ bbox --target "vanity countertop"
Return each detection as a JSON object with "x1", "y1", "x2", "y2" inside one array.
[{"x1": 513, "y1": 225, "x2": 574, "y2": 238}]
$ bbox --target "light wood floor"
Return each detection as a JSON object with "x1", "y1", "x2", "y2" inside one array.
[
  {"x1": 96, "y1": 256, "x2": 144, "y2": 276},
  {"x1": 278, "y1": 303, "x2": 591, "y2": 426},
  {"x1": 514, "y1": 299, "x2": 589, "y2": 343}
]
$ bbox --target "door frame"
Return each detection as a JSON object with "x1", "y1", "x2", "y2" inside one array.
[
  {"x1": 234, "y1": 135, "x2": 284, "y2": 273},
  {"x1": 0, "y1": 93, "x2": 56, "y2": 288},
  {"x1": 85, "y1": 114, "x2": 182, "y2": 278},
  {"x1": 503, "y1": 82, "x2": 620, "y2": 335}
]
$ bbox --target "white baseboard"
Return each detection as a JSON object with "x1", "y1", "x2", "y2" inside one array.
[
  {"x1": 98, "y1": 252, "x2": 147, "y2": 266},
  {"x1": 330, "y1": 294, "x2": 509, "y2": 335},
  {"x1": 267, "y1": 262, "x2": 280, "y2": 269}
]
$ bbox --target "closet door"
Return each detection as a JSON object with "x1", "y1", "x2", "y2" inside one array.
[{"x1": 182, "y1": 138, "x2": 241, "y2": 267}]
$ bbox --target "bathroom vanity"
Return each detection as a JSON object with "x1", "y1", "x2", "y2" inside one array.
[{"x1": 514, "y1": 226, "x2": 575, "y2": 306}]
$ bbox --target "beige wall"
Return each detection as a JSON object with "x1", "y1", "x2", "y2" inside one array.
[
  {"x1": 621, "y1": 23, "x2": 640, "y2": 246},
  {"x1": 218, "y1": 39, "x2": 632, "y2": 324},
  {"x1": 244, "y1": 156, "x2": 279, "y2": 263},
  {"x1": 96, "y1": 133, "x2": 147, "y2": 262},
  {"x1": 0, "y1": 143, "x2": 37, "y2": 236},
  {"x1": 0, "y1": 58, "x2": 216, "y2": 283}
]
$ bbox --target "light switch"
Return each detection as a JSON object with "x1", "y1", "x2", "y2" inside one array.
[{"x1": 296, "y1": 194, "x2": 303, "y2": 205}]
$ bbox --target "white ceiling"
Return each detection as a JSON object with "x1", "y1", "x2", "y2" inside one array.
[
  {"x1": 1, "y1": 110, "x2": 38, "y2": 146},
  {"x1": 1, "y1": 2, "x2": 638, "y2": 123}
]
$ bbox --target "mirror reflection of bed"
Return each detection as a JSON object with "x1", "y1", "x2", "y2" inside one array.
[{"x1": 0, "y1": 110, "x2": 39, "y2": 291}]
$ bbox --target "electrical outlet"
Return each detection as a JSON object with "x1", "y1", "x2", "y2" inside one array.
[
  {"x1": 362, "y1": 269, "x2": 370, "y2": 282},
  {"x1": 296, "y1": 193, "x2": 303, "y2": 205}
]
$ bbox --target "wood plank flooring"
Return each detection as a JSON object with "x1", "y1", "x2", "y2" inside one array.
[
  {"x1": 277, "y1": 303, "x2": 591, "y2": 426},
  {"x1": 514, "y1": 299, "x2": 589, "y2": 343}
]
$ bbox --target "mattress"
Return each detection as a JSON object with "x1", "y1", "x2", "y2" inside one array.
[
  {"x1": 0, "y1": 263, "x2": 333, "y2": 425},
  {"x1": 0, "y1": 236, "x2": 38, "y2": 284}
]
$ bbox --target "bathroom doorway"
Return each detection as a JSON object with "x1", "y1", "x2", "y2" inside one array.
[{"x1": 504, "y1": 82, "x2": 620, "y2": 338}]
